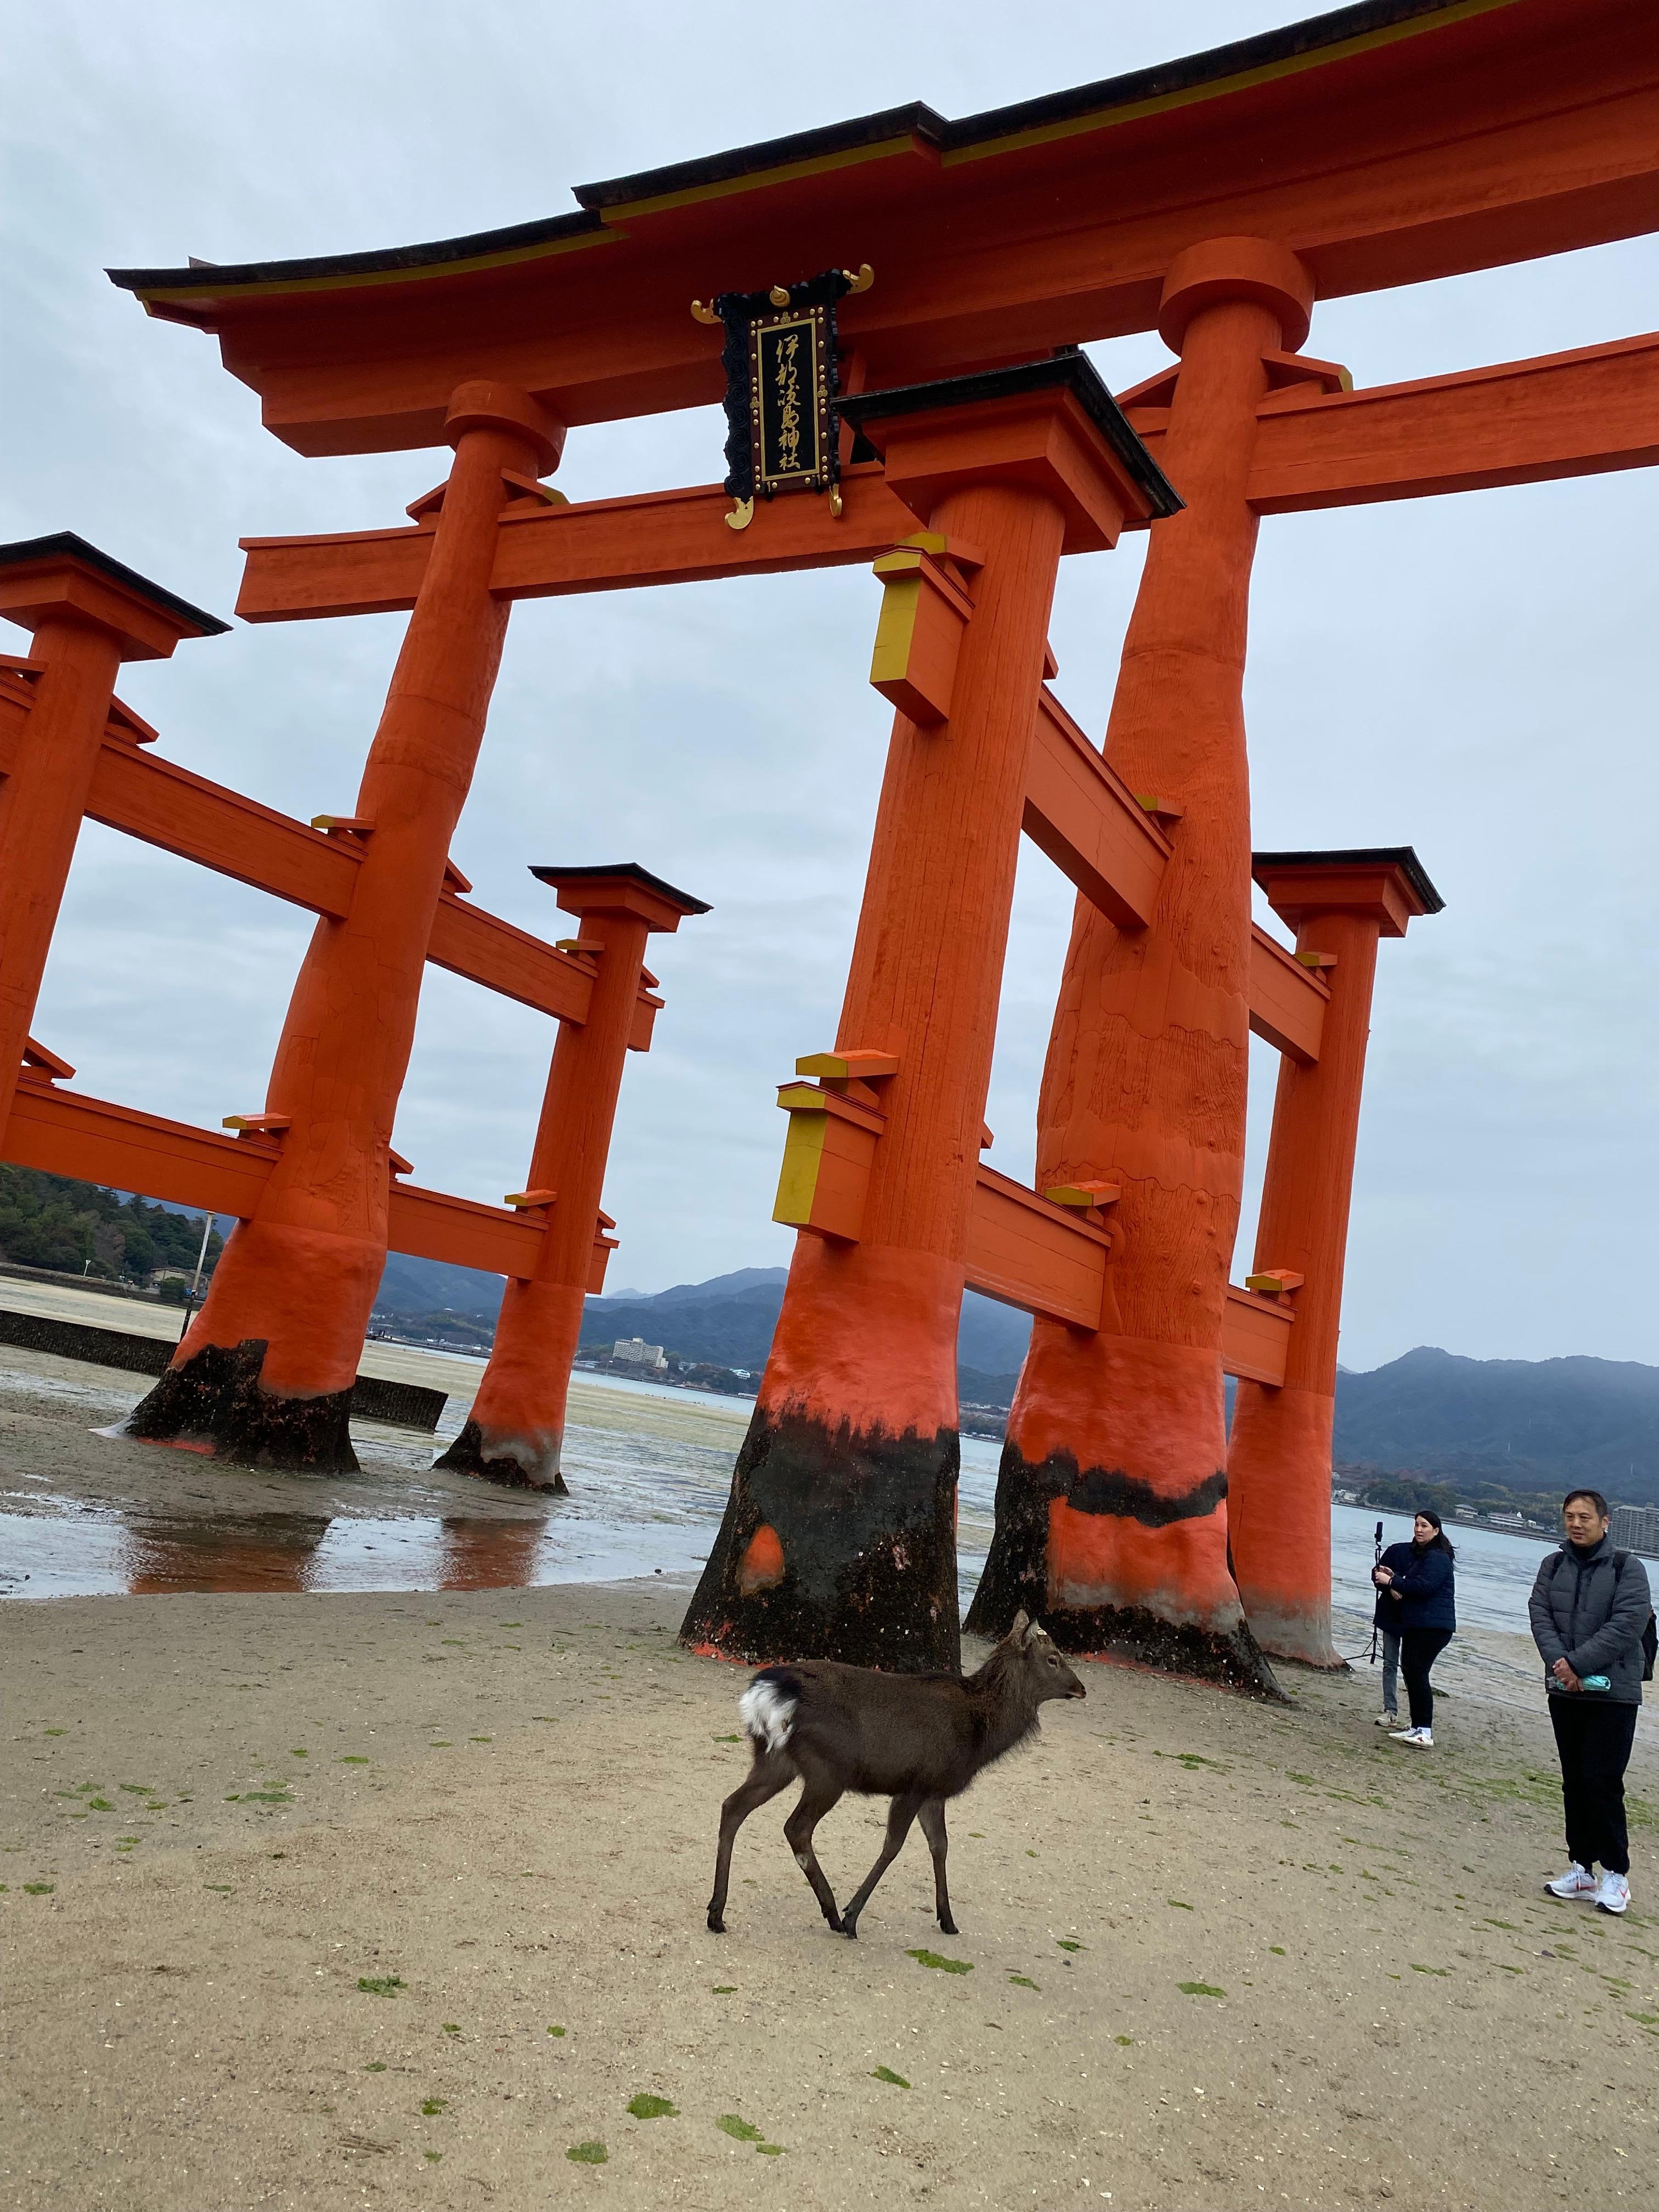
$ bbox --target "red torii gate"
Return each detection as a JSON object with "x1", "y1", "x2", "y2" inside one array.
[
  {"x1": 72, "y1": 0, "x2": 1659, "y2": 1680},
  {"x1": 0, "y1": 532, "x2": 704, "y2": 1482}
]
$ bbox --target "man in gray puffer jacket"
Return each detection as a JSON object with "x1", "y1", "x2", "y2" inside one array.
[{"x1": 1528, "y1": 1488, "x2": 1653, "y2": 1916}]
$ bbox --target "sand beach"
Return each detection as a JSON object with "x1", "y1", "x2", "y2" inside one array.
[{"x1": 1, "y1": 1322, "x2": 1655, "y2": 2211}]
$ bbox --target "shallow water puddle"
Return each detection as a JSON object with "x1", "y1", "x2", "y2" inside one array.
[
  {"x1": 0, "y1": 1502, "x2": 726, "y2": 1599},
  {"x1": 0, "y1": 1420, "x2": 1006, "y2": 1603}
]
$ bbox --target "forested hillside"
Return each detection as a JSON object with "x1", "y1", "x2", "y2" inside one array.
[
  {"x1": 1333, "y1": 1345, "x2": 1659, "y2": 1504},
  {"x1": 0, "y1": 1166, "x2": 222, "y2": 1287}
]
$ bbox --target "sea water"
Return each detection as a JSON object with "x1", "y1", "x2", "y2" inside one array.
[{"x1": 2, "y1": 1359, "x2": 1650, "y2": 1627}]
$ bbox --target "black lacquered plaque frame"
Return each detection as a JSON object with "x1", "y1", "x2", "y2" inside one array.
[{"x1": 709, "y1": 267, "x2": 862, "y2": 514}]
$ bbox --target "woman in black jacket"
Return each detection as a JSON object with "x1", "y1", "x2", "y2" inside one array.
[{"x1": 1372, "y1": 1510, "x2": 1457, "y2": 1747}]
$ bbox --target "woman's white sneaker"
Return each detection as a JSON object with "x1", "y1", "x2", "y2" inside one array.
[
  {"x1": 1374, "y1": 1711, "x2": 1398, "y2": 1728},
  {"x1": 1595, "y1": 1871, "x2": 1630, "y2": 1916},
  {"x1": 1544, "y1": 1863, "x2": 1598, "y2": 1899},
  {"x1": 1390, "y1": 1726, "x2": 1433, "y2": 1746}
]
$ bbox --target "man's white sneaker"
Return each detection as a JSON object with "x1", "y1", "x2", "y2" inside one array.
[
  {"x1": 1390, "y1": 1725, "x2": 1433, "y2": 1746},
  {"x1": 1374, "y1": 1711, "x2": 1398, "y2": 1728},
  {"x1": 1595, "y1": 1871, "x2": 1630, "y2": 1916},
  {"x1": 1544, "y1": 1863, "x2": 1598, "y2": 1899}
]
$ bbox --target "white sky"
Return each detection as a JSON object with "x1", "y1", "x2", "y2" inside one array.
[{"x1": 3, "y1": 2, "x2": 1655, "y2": 1369}]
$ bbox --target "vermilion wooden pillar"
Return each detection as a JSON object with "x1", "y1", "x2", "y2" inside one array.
[
  {"x1": 0, "y1": 535, "x2": 225, "y2": 1147},
  {"x1": 1227, "y1": 847, "x2": 1442, "y2": 1665},
  {"x1": 438, "y1": 862, "x2": 707, "y2": 1491},
  {"x1": 126, "y1": 380, "x2": 563, "y2": 1471},
  {"x1": 683, "y1": 356, "x2": 1178, "y2": 1671},
  {"x1": 968, "y1": 240, "x2": 1314, "y2": 1694}
]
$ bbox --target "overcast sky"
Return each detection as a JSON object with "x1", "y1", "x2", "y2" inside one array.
[{"x1": 3, "y1": 2, "x2": 1655, "y2": 1371}]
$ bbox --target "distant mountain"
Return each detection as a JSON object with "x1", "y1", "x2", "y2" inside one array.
[
  {"x1": 372, "y1": 1251, "x2": 1032, "y2": 1379},
  {"x1": 574, "y1": 1266, "x2": 1031, "y2": 1378},
  {"x1": 375, "y1": 1252, "x2": 504, "y2": 1320},
  {"x1": 369, "y1": 1254, "x2": 1659, "y2": 1503},
  {"x1": 582, "y1": 1282, "x2": 786, "y2": 1369},
  {"x1": 646, "y1": 1267, "x2": 791, "y2": 1308},
  {"x1": 957, "y1": 1296, "x2": 1032, "y2": 1375},
  {"x1": 959, "y1": 1367, "x2": 1022, "y2": 1410},
  {"x1": 1334, "y1": 1346, "x2": 1659, "y2": 1504}
]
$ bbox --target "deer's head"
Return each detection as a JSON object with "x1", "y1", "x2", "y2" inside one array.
[{"x1": 1007, "y1": 1610, "x2": 1086, "y2": 1701}]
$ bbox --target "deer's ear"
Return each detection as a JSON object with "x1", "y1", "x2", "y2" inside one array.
[{"x1": 1009, "y1": 1609, "x2": 1031, "y2": 1645}]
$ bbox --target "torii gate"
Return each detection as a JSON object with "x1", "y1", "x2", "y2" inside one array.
[
  {"x1": 0, "y1": 531, "x2": 706, "y2": 1487},
  {"x1": 96, "y1": 0, "x2": 1659, "y2": 1683}
]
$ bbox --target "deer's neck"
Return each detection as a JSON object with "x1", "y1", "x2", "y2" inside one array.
[{"x1": 969, "y1": 1684, "x2": 1041, "y2": 1774}]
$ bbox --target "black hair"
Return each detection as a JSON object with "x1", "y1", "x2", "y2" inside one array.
[
  {"x1": 1562, "y1": 1488, "x2": 1611, "y2": 1520},
  {"x1": 1413, "y1": 1506, "x2": 1455, "y2": 1560}
]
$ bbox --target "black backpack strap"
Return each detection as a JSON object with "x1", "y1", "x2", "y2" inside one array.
[
  {"x1": 1610, "y1": 1550, "x2": 1649, "y2": 1601},
  {"x1": 1609, "y1": 1551, "x2": 1657, "y2": 1676}
]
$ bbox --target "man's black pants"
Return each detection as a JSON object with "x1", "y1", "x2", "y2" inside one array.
[
  {"x1": 1400, "y1": 1626, "x2": 1453, "y2": 1729},
  {"x1": 1549, "y1": 1696, "x2": 1638, "y2": 1876}
]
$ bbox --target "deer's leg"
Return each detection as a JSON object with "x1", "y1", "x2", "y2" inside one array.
[
  {"x1": 707, "y1": 1748, "x2": 794, "y2": 1933},
  {"x1": 783, "y1": 1776, "x2": 846, "y2": 1931},
  {"x1": 840, "y1": 1791, "x2": 925, "y2": 1940},
  {"x1": 917, "y1": 1798, "x2": 957, "y2": 1935}
]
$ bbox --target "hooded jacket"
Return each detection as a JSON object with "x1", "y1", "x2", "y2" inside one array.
[{"x1": 1528, "y1": 1534, "x2": 1650, "y2": 1706}]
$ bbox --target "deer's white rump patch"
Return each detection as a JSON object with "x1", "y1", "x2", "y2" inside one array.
[{"x1": 738, "y1": 1676, "x2": 798, "y2": 1755}]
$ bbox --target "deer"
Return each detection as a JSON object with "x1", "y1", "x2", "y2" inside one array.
[{"x1": 706, "y1": 1610, "x2": 1086, "y2": 1938}]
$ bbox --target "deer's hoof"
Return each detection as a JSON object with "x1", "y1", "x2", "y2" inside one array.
[
  {"x1": 939, "y1": 1917, "x2": 958, "y2": 1936},
  {"x1": 707, "y1": 1910, "x2": 726, "y2": 1934},
  {"x1": 840, "y1": 1921, "x2": 859, "y2": 1940}
]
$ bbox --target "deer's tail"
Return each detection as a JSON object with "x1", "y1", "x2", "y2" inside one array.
[{"x1": 737, "y1": 1665, "x2": 804, "y2": 1756}]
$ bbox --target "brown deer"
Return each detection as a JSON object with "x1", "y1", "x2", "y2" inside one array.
[{"x1": 706, "y1": 1610, "x2": 1086, "y2": 1937}]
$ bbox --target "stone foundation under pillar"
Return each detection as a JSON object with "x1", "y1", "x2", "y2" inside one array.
[
  {"x1": 434, "y1": 1417, "x2": 568, "y2": 1496},
  {"x1": 680, "y1": 1406, "x2": 961, "y2": 1673},
  {"x1": 121, "y1": 1340, "x2": 358, "y2": 1474}
]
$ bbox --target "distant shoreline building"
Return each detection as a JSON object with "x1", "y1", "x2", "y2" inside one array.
[
  {"x1": 612, "y1": 1338, "x2": 667, "y2": 1372},
  {"x1": 1610, "y1": 1502, "x2": 1659, "y2": 1556}
]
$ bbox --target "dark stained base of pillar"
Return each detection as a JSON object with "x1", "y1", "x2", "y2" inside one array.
[
  {"x1": 433, "y1": 1419, "x2": 568, "y2": 1496},
  {"x1": 964, "y1": 1442, "x2": 1285, "y2": 1701},
  {"x1": 680, "y1": 1407, "x2": 960, "y2": 1673},
  {"x1": 121, "y1": 1340, "x2": 358, "y2": 1475},
  {"x1": 1032, "y1": 1597, "x2": 1285, "y2": 1700}
]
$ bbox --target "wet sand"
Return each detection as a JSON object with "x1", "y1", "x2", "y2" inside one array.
[
  {"x1": 0, "y1": 1308, "x2": 755, "y2": 1600},
  {"x1": 1, "y1": 1336, "x2": 1656, "y2": 2210},
  {"x1": 0, "y1": 1273, "x2": 756, "y2": 1459}
]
